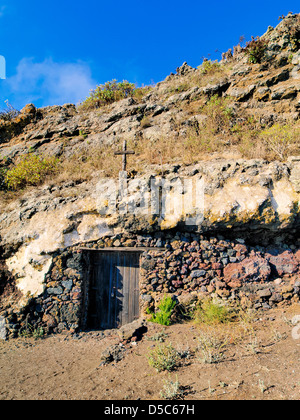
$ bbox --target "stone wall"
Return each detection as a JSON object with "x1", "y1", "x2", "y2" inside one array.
[
  {"x1": 1, "y1": 231, "x2": 299, "y2": 338},
  {"x1": 139, "y1": 234, "x2": 300, "y2": 313}
]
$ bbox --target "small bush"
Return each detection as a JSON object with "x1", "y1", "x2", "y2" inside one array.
[
  {"x1": 148, "y1": 295, "x2": 177, "y2": 326},
  {"x1": 79, "y1": 79, "x2": 151, "y2": 110},
  {"x1": 201, "y1": 95, "x2": 233, "y2": 134},
  {"x1": 147, "y1": 342, "x2": 180, "y2": 372},
  {"x1": 198, "y1": 59, "x2": 221, "y2": 75},
  {"x1": 5, "y1": 154, "x2": 59, "y2": 190},
  {"x1": 167, "y1": 82, "x2": 190, "y2": 95},
  {"x1": 140, "y1": 116, "x2": 151, "y2": 128},
  {"x1": 193, "y1": 298, "x2": 232, "y2": 325},
  {"x1": 0, "y1": 100, "x2": 20, "y2": 122},
  {"x1": 196, "y1": 330, "x2": 227, "y2": 364},
  {"x1": 146, "y1": 331, "x2": 169, "y2": 342},
  {"x1": 19, "y1": 323, "x2": 44, "y2": 340},
  {"x1": 244, "y1": 36, "x2": 268, "y2": 64},
  {"x1": 259, "y1": 123, "x2": 300, "y2": 160},
  {"x1": 160, "y1": 375, "x2": 183, "y2": 400}
]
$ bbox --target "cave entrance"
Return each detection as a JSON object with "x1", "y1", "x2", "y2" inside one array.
[{"x1": 86, "y1": 249, "x2": 141, "y2": 330}]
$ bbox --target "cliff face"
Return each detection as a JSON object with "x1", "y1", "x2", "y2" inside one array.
[
  {"x1": 1, "y1": 157, "x2": 299, "y2": 307},
  {"x1": 0, "y1": 14, "x2": 299, "y2": 327}
]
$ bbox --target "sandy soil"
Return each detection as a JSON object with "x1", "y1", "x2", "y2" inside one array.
[{"x1": 0, "y1": 304, "x2": 299, "y2": 401}]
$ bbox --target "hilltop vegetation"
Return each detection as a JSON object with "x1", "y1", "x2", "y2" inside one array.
[{"x1": 0, "y1": 12, "x2": 299, "y2": 196}]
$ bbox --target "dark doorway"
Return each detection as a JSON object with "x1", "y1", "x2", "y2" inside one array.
[{"x1": 87, "y1": 250, "x2": 140, "y2": 329}]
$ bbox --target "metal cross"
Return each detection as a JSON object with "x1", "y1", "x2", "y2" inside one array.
[{"x1": 114, "y1": 140, "x2": 135, "y2": 172}]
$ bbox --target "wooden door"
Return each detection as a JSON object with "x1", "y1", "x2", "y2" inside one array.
[{"x1": 88, "y1": 251, "x2": 140, "y2": 329}]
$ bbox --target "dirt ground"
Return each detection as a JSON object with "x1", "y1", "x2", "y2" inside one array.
[{"x1": 0, "y1": 304, "x2": 299, "y2": 401}]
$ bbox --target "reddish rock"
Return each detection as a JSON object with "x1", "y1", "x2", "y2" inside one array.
[
  {"x1": 211, "y1": 262, "x2": 223, "y2": 270},
  {"x1": 180, "y1": 266, "x2": 188, "y2": 275},
  {"x1": 234, "y1": 244, "x2": 248, "y2": 256},
  {"x1": 216, "y1": 288, "x2": 230, "y2": 297},
  {"x1": 172, "y1": 280, "x2": 183, "y2": 288},
  {"x1": 224, "y1": 254, "x2": 271, "y2": 283},
  {"x1": 227, "y1": 279, "x2": 243, "y2": 289},
  {"x1": 280, "y1": 283, "x2": 294, "y2": 293},
  {"x1": 266, "y1": 251, "x2": 299, "y2": 276},
  {"x1": 199, "y1": 263, "x2": 210, "y2": 269}
]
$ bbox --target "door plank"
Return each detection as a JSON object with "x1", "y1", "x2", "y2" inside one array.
[
  {"x1": 133, "y1": 253, "x2": 140, "y2": 321},
  {"x1": 88, "y1": 251, "x2": 140, "y2": 329},
  {"x1": 123, "y1": 254, "x2": 131, "y2": 326}
]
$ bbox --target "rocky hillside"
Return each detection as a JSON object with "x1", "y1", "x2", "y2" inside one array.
[
  {"x1": 0, "y1": 14, "x2": 300, "y2": 166},
  {"x1": 0, "y1": 13, "x2": 299, "y2": 319}
]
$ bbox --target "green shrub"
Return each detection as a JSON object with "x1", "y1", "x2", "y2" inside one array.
[
  {"x1": 202, "y1": 95, "x2": 233, "y2": 134},
  {"x1": 147, "y1": 343, "x2": 180, "y2": 372},
  {"x1": 259, "y1": 123, "x2": 300, "y2": 160},
  {"x1": 198, "y1": 59, "x2": 221, "y2": 75},
  {"x1": 79, "y1": 79, "x2": 150, "y2": 110},
  {"x1": 148, "y1": 295, "x2": 177, "y2": 326},
  {"x1": 146, "y1": 330, "x2": 169, "y2": 342},
  {"x1": 19, "y1": 323, "x2": 44, "y2": 340},
  {"x1": 5, "y1": 154, "x2": 59, "y2": 190},
  {"x1": 244, "y1": 36, "x2": 268, "y2": 64},
  {"x1": 193, "y1": 298, "x2": 232, "y2": 325}
]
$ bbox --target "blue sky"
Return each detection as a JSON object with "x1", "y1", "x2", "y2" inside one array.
[{"x1": 0, "y1": 0, "x2": 299, "y2": 110}]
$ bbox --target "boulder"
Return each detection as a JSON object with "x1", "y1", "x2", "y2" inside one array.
[
  {"x1": 257, "y1": 288, "x2": 272, "y2": 298},
  {"x1": 100, "y1": 344, "x2": 125, "y2": 365},
  {"x1": 226, "y1": 84, "x2": 256, "y2": 101},
  {"x1": 176, "y1": 62, "x2": 195, "y2": 76},
  {"x1": 266, "y1": 250, "x2": 299, "y2": 276},
  {"x1": 117, "y1": 318, "x2": 147, "y2": 342},
  {"x1": 224, "y1": 254, "x2": 271, "y2": 283}
]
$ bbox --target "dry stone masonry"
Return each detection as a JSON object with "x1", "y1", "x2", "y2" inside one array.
[{"x1": 1, "y1": 230, "x2": 299, "y2": 338}]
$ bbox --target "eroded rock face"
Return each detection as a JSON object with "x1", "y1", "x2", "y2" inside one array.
[{"x1": 0, "y1": 158, "x2": 299, "y2": 305}]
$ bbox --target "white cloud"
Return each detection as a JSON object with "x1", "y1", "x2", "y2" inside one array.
[
  {"x1": 7, "y1": 57, "x2": 96, "y2": 107},
  {"x1": 0, "y1": 6, "x2": 6, "y2": 18}
]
